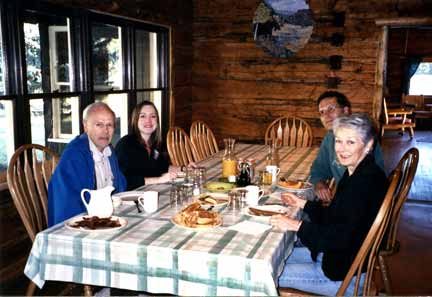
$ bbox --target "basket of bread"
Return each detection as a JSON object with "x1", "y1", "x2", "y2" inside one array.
[{"x1": 172, "y1": 202, "x2": 222, "y2": 229}]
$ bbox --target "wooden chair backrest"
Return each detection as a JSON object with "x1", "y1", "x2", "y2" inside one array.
[
  {"x1": 402, "y1": 94, "x2": 424, "y2": 109},
  {"x1": 265, "y1": 116, "x2": 313, "y2": 147},
  {"x1": 336, "y1": 169, "x2": 401, "y2": 296},
  {"x1": 7, "y1": 144, "x2": 59, "y2": 242},
  {"x1": 167, "y1": 127, "x2": 199, "y2": 166},
  {"x1": 383, "y1": 98, "x2": 390, "y2": 124},
  {"x1": 190, "y1": 120, "x2": 219, "y2": 161},
  {"x1": 384, "y1": 147, "x2": 419, "y2": 252}
]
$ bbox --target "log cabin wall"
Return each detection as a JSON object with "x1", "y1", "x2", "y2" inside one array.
[
  {"x1": 191, "y1": 0, "x2": 432, "y2": 144},
  {"x1": 387, "y1": 28, "x2": 432, "y2": 105}
]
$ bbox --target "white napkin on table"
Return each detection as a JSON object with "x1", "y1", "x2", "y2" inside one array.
[{"x1": 228, "y1": 220, "x2": 272, "y2": 235}]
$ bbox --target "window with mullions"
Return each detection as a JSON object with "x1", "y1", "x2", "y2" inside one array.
[
  {"x1": 92, "y1": 23, "x2": 123, "y2": 91},
  {"x1": 23, "y1": 11, "x2": 78, "y2": 147},
  {"x1": 1, "y1": 3, "x2": 170, "y2": 167}
]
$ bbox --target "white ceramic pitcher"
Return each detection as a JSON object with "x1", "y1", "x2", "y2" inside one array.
[{"x1": 80, "y1": 186, "x2": 115, "y2": 218}]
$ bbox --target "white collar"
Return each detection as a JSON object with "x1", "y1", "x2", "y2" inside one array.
[{"x1": 88, "y1": 138, "x2": 112, "y2": 162}]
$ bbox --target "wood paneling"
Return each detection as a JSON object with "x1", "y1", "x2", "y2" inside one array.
[{"x1": 191, "y1": 0, "x2": 432, "y2": 144}]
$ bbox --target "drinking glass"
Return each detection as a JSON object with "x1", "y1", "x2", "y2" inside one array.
[
  {"x1": 170, "y1": 184, "x2": 183, "y2": 208},
  {"x1": 181, "y1": 183, "x2": 194, "y2": 205}
]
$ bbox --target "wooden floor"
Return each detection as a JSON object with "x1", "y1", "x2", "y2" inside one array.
[{"x1": 2, "y1": 130, "x2": 432, "y2": 296}]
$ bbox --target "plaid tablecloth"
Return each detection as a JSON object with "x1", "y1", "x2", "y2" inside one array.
[{"x1": 24, "y1": 144, "x2": 318, "y2": 296}]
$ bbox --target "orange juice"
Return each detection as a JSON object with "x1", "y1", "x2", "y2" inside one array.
[{"x1": 222, "y1": 159, "x2": 238, "y2": 178}]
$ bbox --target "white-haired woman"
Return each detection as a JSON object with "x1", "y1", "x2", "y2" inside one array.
[{"x1": 271, "y1": 113, "x2": 388, "y2": 295}]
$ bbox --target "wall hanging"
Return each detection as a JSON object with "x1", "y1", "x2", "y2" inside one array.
[{"x1": 253, "y1": 0, "x2": 314, "y2": 58}]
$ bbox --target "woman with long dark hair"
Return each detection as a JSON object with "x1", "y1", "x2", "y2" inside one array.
[{"x1": 115, "y1": 101, "x2": 181, "y2": 190}]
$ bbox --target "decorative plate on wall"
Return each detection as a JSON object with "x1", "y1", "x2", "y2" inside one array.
[{"x1": 253, "y1": 0, "x2": 314, "y2": 58}]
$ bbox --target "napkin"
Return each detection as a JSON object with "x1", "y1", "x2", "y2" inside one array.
[{"x1": 228, "y1": 220, "x2": 272, "y2": 235}]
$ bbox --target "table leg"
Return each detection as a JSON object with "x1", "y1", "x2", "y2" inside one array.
[{"x1": 83, "y1": 285, "x2": 93, "y2": 296}]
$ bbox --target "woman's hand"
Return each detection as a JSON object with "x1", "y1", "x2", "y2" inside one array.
[
  {"x1": 168, "y1": 165, "x2": 181, "y2": 174},
  {"x1": 314, "y1": 180, "x2": 333, "y2": 204},
  {"x1": 159, "y1": 172, "x2": 176, "y2": 183},
  {"x1": 280, "y1": 192, "x2": 307, "y2": 209},
  {"x1": 270, "y1": 214, "x2": 302, "y2": 232},
  {"x1": 187, "y1": 162, "x2": 197, "y2": 169}
]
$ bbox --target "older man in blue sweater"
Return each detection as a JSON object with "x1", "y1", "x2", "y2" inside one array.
[
  {"x1": 310, "y1": 91, "x2": 384, "y2": 204},
  {"x1": 48, "y1": 102, "x2": 126, "y2": 226}
]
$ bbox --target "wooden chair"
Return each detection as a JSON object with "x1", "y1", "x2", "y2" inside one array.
[
  {"x1": 7, "y1": 144, "x2": 93, "y2": 296},
  {"x1": 376, "y1": 147, "x2": 419, "y2": 295},
  {"x1": 280, "y1": 169, "x2": 401, "y2": 297},
  {"x1": 402, "y1": 94, "x2": 432, "y2": 120},
  {"x1": 381, "y1": 98, "x2": 415, "y2": 138},
  {"x1": 167, "y1": 127, "x2": 199, "y2": 166},
  {"x1": 265, "y1": 116, "x2": 313, "y2": 147},
  {"x1": 7, "y1": 144, "x2": 58, "y2": 295},
  {"x1": 190, "y1": 120, "x2": 219, "y2": 161}
]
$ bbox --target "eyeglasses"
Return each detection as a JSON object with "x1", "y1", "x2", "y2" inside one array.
[{"x1": 319, "y1": 104, "x2": 339, "y2": 116}]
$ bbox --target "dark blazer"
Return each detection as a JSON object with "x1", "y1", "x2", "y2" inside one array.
[
  {"x1": 115, "y1": 134, "x2": 169, "y2": 190},
  {"x1": 298, "y1": 154, "x2": 389, "y2": 281}
]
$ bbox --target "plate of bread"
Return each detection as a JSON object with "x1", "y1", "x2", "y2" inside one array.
[
  {"x1": 196, "y1": 193, "x2": 229, "y2": 209},
  {"x1": 277, "y1": 178, "x2": 312, "y2": 191},
  {"x1": 172, "y1": 202, "x2": 222, "y2": 229}
]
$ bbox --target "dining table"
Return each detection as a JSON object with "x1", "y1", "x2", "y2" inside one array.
[{"x1": 24, "y1": 143, "x2": 319, "y2": 296}]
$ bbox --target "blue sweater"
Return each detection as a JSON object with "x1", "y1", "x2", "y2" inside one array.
[
  {"x1": 48, "y1": 134, "x2": 126, "y2": 226},
  {"x1": 310, "y1": 131, "x2": 385, "y2": 186}
]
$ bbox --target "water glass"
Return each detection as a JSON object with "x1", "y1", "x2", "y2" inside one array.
[
  {"x1": 181, "y1": 183, "x2": 194, "y2": 204},
  {"x1": 170, "y1": 185, "x2": 183, "y2": 208},
  {"x1": 196, "y1": 167, "x2": 206, "y2": 186},
  {"x1": 228, "y1": 192, "x2": 241, "y2": 212}
]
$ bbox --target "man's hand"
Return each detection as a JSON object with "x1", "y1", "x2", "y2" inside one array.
[{"x1": 315, "y1": 180, "x2": 333, "y2": 204}]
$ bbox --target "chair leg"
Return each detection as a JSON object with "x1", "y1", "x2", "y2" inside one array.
[
  {"x1": 409, "y1": 127, "x2": 414, "y2": 138},
  {"x1": 26, "y1": 281, "x2": 37, "y2": 296},
  {"x1": 83, "y1": 285, "x2": 93, "y2": 296},
  {"x1": 378, "y1": 253, "x2": 393, "y2": 295}
]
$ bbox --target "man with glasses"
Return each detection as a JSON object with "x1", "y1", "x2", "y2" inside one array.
[
  {"x1": 310, "y1": 91, "x2": 384, "y2": 204},
  {"x1": 48, "y1": 102, "x2": 126, "y2": 226}
]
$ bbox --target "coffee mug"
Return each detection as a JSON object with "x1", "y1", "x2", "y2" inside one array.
[
  {"x1": 245, "y1": 185, "x2": 264, "y2": 206},
  {"x1": 266, "y1": 165, "x2": 280, "y2": 183},
  {"x1": 112, "y1": 196, "x2": 123, "y2": 208},
  {"x1": 138, "y1": 191, "x2": 159, "y2": 213}
]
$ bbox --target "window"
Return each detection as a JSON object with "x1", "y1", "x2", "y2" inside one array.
[
  {"x1": 0, "y1": 100, "x2": 15, "y2": 171},
  {"x1": 92, "y1": 23, "x2": 123, "y2": 91},
  {"x1": 0, "y1": 2, "x2": 170, "y2": 171},
  {"x1": 409, "y1": 62, "x2": 432, "y2": 95}
]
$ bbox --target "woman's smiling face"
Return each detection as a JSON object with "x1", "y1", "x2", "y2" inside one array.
[
  {"x1": 334, "y1": 127, "x2": 371, "y2": 174},
  {"x1": 138, "y1": 105, "x2": 158, "y2": 138}
]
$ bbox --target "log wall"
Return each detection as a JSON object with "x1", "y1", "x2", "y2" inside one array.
[{"x1": 191, "y1": 0, "x2": 432, "y2": 144}]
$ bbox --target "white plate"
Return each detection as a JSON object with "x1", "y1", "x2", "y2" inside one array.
[
  {"x1": 112, "y1": 191, "x2": 145, "y2": 202},
  {"x1": 195, "y1": 192, "x2": 229, "y2": 208},
  {"x1": 246, "y1": 205, "x2": 290, "y2": 218},
  {"x1": 65, "y1": 215, "x2": 128, "y2": 232}
]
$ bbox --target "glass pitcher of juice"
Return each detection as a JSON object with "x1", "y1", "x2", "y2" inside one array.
[{"x1": 222, "y1": 138, "x2": 237, "y2": 180}]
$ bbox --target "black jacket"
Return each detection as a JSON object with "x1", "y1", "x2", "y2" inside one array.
[
  {"x1": 298, "y1": 154, "x2": 389, "y2": 281},
  {"x1": 115, "y1": 134, "x2": 169, "y2": 190}
]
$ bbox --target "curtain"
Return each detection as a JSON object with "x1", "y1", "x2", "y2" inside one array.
[{"x1": 403, "y1": 57, "x2": 422, "y2": 95}]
